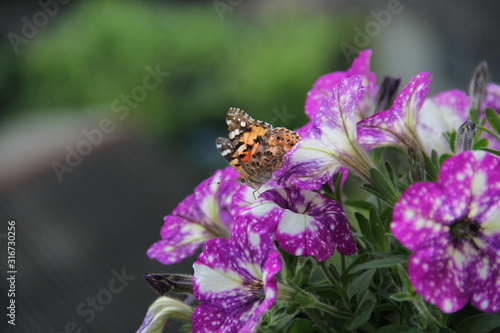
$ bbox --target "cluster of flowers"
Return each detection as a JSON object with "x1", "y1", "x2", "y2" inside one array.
[{"x1": 138, "y1": 50, "x2": 500, "y2": 332}]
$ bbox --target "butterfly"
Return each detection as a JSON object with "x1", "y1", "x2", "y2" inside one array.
[{"x1": 216, "y1": 107, "x2": 300, "y2": 189}]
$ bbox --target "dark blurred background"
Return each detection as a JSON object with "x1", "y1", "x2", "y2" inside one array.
[{"x1": 0, "y1": 0, "x2": 499, "y2": 332}]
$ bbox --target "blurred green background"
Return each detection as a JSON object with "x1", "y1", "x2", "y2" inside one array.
[{"x1": 1, "y1": 0, "x2": 499, "y2": 332}]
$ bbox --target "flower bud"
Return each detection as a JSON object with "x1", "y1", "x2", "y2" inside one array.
[
  {"x1": 144, "y1": 273, "x2": 194, "y2": 295},
  {"x1": 408, "y1": 148, "x2": 425, "y2": 183},
  {"x1": 455, "y1": 120, "x2": 476, "y2": 153},
  {"x1": 468, "y1": 61, "x2": 489, "y2": 114},
  {"x1": 374, "y1": 76, "x2": 401, "y2": 113}
]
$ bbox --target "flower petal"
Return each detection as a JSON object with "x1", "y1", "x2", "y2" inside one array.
[
  {"x1": 417, "y1": 89, "x2": 470, "y2": 154},
  {"x1": 278, "y1": 76, "x2": 368, "y2": 188},
  {"x1": 358, "y1": 73, "x2": 432, "y2": 150},
  {"x1": 408, "y1": 237, "x2": 470, "y2": 313},
  {"x1": 391, "y1": 182, "x2": 452, "y2": 251}
]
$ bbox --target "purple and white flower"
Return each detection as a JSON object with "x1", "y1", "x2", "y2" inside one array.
[
  {"x1": 277, "y1": 75, "x2": 377, "y2": 189},
  {"x1": 417, "y1": 89, "x2": 470, "y2": 154},
  {"x1": 304, "y1": 49, "x2": 377, "y2": 123},
  {"x1": 391, "y1": 151, "x2": 500, "y2": 313},
  {"x1": 239, "y1": 187, "x2": 357, "y2": 261},
  {"x1": 137, "y1": 296, "x2": 193, "y2": 333},
  {"x1": 357, "y1": 72, "x2": 432, "y2": 155},
  {"x1": 148, "y1": 167, "x2": 250, "y2": 265},
  {"x1": 192, "y1": 219, "x2": 282, "y2": 333}
]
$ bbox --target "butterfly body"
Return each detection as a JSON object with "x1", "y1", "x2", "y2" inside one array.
[{"x1": 216, "y1": 107, "x2": 300, "y2": 189}]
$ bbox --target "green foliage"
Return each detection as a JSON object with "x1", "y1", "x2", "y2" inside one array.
[{"x1": 10, "y1": 1, "x2": 350, "y2": 138}]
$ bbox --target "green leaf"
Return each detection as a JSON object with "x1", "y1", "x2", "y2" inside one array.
[
  {"x1": 348, "y1": 269, "x2": 376, "y2": 300},
  {"x1": 345, "y1": 298, "x2": 376, "y2": 329},
  {"x1": 369, "y1": 207, "x2": 388, "y2": 252},
  {"x1": 439, "y1": 153, "x2": 452, "y2": 166},
  {"x1": 469, "y1": 107, "x2": 480, "y2": 124},
  {"x1": 448, "y1": 130, "x2": 457, "y2": 152},
  {"x1": 368, "y1": 168, "x2": 400, "y2": 205},
  {"x1": 422, "y1": 150, "x2": 438, "y2": 182},
  {"x1": 456, "y1": 314, "x2": 500, "y2": 333},
  {"x1": 473, "y1": 137, "x2": 489, "y2": 150},
  {"x1": 345, "y1": 200, "x2": 375, "y2": 211},
  {"x1": 384, "y1": 161, "x2": 397, "y2": 185},
  {"x1": 287, "y1": 318, "x2": 313, "y2": 333},
  {"x1": 294, "y1": 259, "x2": 313, "y2": 287},
  {"x1": 390, "y1": 292, "x2": 415, "y2": 302},
  {"x1": 340, "y1": 253, "x2": 370, "y2": 285},
  {"x1": 485, "y1": 107, "x2": 500, "y2": 135},
  {"x1": 375, "y1": 325, "x2": 413, "y2": 333},
  {"x1": 356, "y1": 212, "x2": 375, "y2": 246},
  {"x1": 480, "y1": 148, "x2": 500, "y2": 157},
  {"x1": 349, "y1": 255, "x2": 409, "y2": 274}
]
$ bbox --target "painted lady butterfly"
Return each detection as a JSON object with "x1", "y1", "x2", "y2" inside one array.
[{"x1": 216, "y1": 107, "x2": 301, "y2": 189}]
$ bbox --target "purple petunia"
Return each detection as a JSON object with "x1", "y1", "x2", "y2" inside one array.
[
  {"x1": 239, "y1": 187, "x2": 357, "y2": 261},
  {"x1": 192, "y1": 219, "x2": 282, "y2": 333},
  {"x1": 391, "y1": 151, "x2": 500, "y2": 313},
  {"x1": 277, "y1": 75, "x2": 377, "y2": 189},
  {"x1": 357, "y1": 72, "x2": 432, "y2": 154},
  {"x1": 147, "y1": 167, "x2": 250, "y2": 265},
  {"x1": 304, "y1": 49, "x2": 377, "y2": 121}
]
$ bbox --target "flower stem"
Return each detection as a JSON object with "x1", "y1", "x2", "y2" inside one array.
[
  {"x1": 304, "y1": 308, "x2": 332, "y2": 332},
  {"x1": 313, "y1": 299, "x2": 351, "y2": 318},
  {"x1": 319, "y1": 262, "x2": 339, "y2": 286}
]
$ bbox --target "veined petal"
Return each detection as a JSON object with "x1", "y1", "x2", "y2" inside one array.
[
  {"x1": 243, "y1": 188, "x2": 356, "y2": 261},
  {"x1": 276, "y1": 136, "x2": 343, "y2": 189},
  {"x1": 305, "y1": 49, "x2": 376, "y2": 120},
  {"x1": 279, "y1": 76, "x2": 375, "y2": 187},
  {"x1": 358, "y1": 73, "x2": 432, "y2": 151},
  {"x1": 192, "y1": 219, "x2": 281, "y2": 333},
  {"x1": 148, "y1": 167, "x2": 241, "y2": 265},
  {"x1": 305, "y1": 72, "x2": 347, "y2": 119},
  {"x1": 147, "y1": 222, "x2": 210, "y2": 265}
]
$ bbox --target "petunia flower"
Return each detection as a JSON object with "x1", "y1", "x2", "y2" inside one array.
[
  {"x1": 147, "y1": 167, "x2": 248, "y2": 265},
  {"x1": 277, "y1": 75, "x2": 377, "y2": 189},
  {"x1": 417, "y1": 89, "x2": 470, "y2": 155},
  {"x1": 239, "y1": 187, "x2": 357, "y2": 261},
  {"x1": 136, "y1": 296, "x2": 193, "y2": 333},
  {"x1": 357, "y1": 72, "x2": 432, "y2": 156},
  {"x1": 305, "y1": 49, "x2": 377, "y2": 122},
  {"x1": 391, "y1": 151, "x2": 500, "y2": 313},
  {"x1": 192, "y1": 219, "x2": 284, "y2": 333}
]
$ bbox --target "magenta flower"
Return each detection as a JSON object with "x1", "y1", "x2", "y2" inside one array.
[
  {"x1": 147, "y1": 167, "x2": 247, "y2": 265},
  {"x1": 277, "y1": 75, "x2": 377, "y2": 189},
  {"x1": 305, "y1": 49, "x2": 377, "y2": 122},
  {"x1": 391, "y1": 151, "x2": 500, "y2": 313},
  {"x1": 239, "y1": 187, "x2": 357, "y2": 261},
  {"x1": 358, "y1": 73, "x2": 432, "y2": 154},
  {"x1": 192, "y1": 219, "x2": 282, "y2": 333}
]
